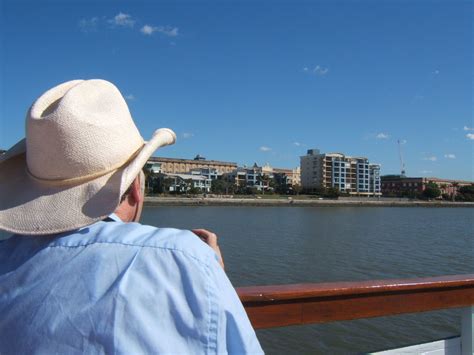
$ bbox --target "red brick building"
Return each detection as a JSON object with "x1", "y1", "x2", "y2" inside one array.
[{"x1": 381, "y1": 175, "x2": 472, "y2": 198}]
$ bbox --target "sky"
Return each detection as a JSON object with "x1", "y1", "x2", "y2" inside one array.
[{"x1": 0, "y1": 0, "x2": 472, "y2": 180}]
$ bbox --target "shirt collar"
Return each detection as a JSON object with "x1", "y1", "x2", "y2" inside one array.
[{"x1": 107, "y1": 213, "x2": 123, "y2": 222}]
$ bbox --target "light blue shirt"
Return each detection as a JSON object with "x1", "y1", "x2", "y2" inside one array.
[{"x1": 0, "y1": 214, "x2": 263, "y2": 354}]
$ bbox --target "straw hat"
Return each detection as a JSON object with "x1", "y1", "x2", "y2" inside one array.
[{"x1": 0, "y1": 79, "x2": 176, "y2": 235}]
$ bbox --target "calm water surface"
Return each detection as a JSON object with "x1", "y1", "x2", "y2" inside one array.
[{"x1": 142, "y1": 206, "x2": 473, "y2": 354}]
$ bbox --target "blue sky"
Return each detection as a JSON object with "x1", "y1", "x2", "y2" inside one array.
[{"x1": 1, "y1": 0, "x2": 472, "y2": 180}]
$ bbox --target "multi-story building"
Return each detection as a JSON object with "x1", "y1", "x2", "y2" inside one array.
[
  {"x1": 381, "y1": 175, "x2": 472, "y2": 198},
  {"x1": 164, "y1": 173, "x2": 212, "y2": 193},
  {"x1": 147, "y1": 155, "x2": 237, "y2": 175},
  {"x1": 224, "y1": 164, "x2": 274, "y2": 192},
  {"x1": 190, "y1": 167, "x2": 220, "y2": 181},
  {"x1": 273, "y1": 167, "x2": 301, "y2": 187},
  {"x1": 145, "y1": 154, "x2": 301, "y2": 194},
  {"x1": 223, "y1": 163, "x2": 300, "y2": 192},
  {"x1": 224, "y1": 168, "x2": 247, "y2": 188},
  {"x1": 300, "y1": 149, "x2": 381, "y2": 196},
  {"x1": 144, "y1": 162, "x2": 162, "y2": 174},
  {"x1": 369, "y1": 164, "x2": 381, "y2": 195}
]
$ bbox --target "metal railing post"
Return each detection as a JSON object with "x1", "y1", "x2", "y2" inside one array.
[{"x1": 462, "y1": 306, "x2": 474, "y2": 355}]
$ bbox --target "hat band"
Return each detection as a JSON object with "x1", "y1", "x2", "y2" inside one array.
[{"x1": 25, "y1": 144, "x2": 145, "y2": 186}]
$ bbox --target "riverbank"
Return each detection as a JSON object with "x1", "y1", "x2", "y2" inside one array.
[{"x1": 144, "y1": 196, "x2": 474, "y2": 207}]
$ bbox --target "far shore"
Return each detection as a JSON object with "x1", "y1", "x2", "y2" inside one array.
[{"x1": 144, "y1": 196, "x2": 474, "y2": 208}]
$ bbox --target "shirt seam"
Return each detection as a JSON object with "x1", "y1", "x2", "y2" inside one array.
[
  {"x1": 42, "y1": 242, "x2": 211, "y2": 267},
  {"x1": 204, "y1": 256, "x2": 219, "y2": 355}
]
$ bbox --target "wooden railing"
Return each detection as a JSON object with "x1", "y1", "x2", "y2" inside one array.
[{"x1": 237, "y1": 274, "x2": 474, "y2": 354}]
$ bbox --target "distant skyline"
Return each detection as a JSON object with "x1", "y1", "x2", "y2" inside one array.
[{"x1": 1, "y1": 1, "x2": 472, "y2": 180}]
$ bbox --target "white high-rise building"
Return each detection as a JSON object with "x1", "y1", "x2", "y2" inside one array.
[{"x1": 300, "y1": 149, "x2": 381, "y2": 196}]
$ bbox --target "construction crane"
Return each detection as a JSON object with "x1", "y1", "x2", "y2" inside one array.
[{"x1": 398, "y1": 139, "x2": 406, "y2": 177}]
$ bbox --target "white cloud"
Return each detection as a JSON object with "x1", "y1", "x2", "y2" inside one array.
[
  {"x1": 313, "y1": 65, "x2": 329, "y2": 76},
  {"x1": 141, "y1": 25, "x2": 179, "y2": 37},
  {"x1": 463, "y1": 126, "x2": 474, "y2": 131},
  {"x1": 109, "y1": 13, "x2": 135, "y2": 27},
  {"x1": 423, "y1": 156, "x2": 437, "y2": 162},
  {"x1": 79, "y1": 17, "x2": 99, "y2": 33},
  {"x1": 293, "y1": 142, "x2": 301, "y2": 146},
  {"x1": 467, "y1": 133, "x2": 474, "y2": 140},
  {"x1": 444, "y1": 154, "x2": 456, "y2": 159},
  {"x1": 376, "y1": 133, "x2": 389, "y2": 139},
  {"x1": 182, "y1": 132, "x2": 194, "y2": 139},
  {"x1": 399, "y1": 139, "x2": 407, "y2": 144},
  {"x1": 124, "y1": 94, "x2": 135, "y2": 101},
  {"x1": 140, "y1": 25, "x2": 156, "y2": 35},
  {"x1": 304, "y1": 65, "x2": 329, "y2": 76},
  {"x1": 260, "y1": 146, "x2": 272, "y2": 152},
  {"x1": 80, "y1": 14, "x2": 178, "y2": 41},
  {"x1": 157, "y1": 26, "x2": 179, "y2": 37}
]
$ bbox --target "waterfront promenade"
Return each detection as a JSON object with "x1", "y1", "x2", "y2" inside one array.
[{"x1": 145, "y1": 196, "x2": 474, "y2": 207}]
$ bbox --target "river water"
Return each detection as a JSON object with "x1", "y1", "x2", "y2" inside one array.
[
  {"x1": 0, "y1": 206, "x2": 472, "y2": 353},
  {"x1": 141, "y1": 206, "x2": 473, "y2": 354}
]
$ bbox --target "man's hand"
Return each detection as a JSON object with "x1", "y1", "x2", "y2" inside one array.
[{"x1": 192, "y1": 229, "x2": 225, "y2": 270}]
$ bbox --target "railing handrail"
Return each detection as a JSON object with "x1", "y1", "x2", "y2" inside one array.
[
  {"x1": 236, "y1": 274, "x2": 474, "y2": 329},
  {"x1": 238, "y1": 274, "x2": 474, "y2": 302}
]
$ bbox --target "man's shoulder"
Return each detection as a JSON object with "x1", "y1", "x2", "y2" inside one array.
[{"x1": 50, "y1": 221, "x2": 216, "y2": 262}]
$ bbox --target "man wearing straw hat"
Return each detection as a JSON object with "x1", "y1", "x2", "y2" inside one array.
[{"x1": 0, "y1": 79, "x2": 263, "y2": 354}]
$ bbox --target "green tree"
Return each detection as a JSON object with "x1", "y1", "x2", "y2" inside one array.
[
  {"x1": 422, "y1": 182, "x2": 441, "y2": 200},
  {"x1": 188, "y1": 186, "x2": 201, "y2": 195},
  {"x1": 451, "y1": 182, "x2": 459, "y2": 201},
  {"x1": 273, "y1": 173, "x2": 290, "y2": 194},
  {"x1": 211, "y1": 179, "x2": 234, "y2": 194},
  {"x1": 324, "y1": 187, "x2": 340, "y2": 199},
  {"x1": 457, "y1": 184, "x2": 474, "y2": 201},
  {"x1": 256, "y1": 174, "x2": 272, "y2": 194}
]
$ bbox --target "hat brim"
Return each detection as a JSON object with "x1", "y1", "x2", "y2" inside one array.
[{"x1": 0, "y1": 128, "x2": 176, "y2": 235}]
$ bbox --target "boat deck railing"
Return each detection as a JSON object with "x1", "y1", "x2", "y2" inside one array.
[{"x1": 237, "y1": 274, "x2": 474, "y2": 354}]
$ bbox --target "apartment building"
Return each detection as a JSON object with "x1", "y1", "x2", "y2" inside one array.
[
  {"x1": 164, "y1": 173, "x2": 212, "y2": 193},
  {"x1": 190, "y1": 167, "x2": 220, "y2": 181},
  {"x1": 223, "y1": 163, "x2": 300, "y2": 192},
  {"x1": 274, "y1": 167, "x2": 301, "y2": 186},
  {"x1": 300, "y1": 149, "x2": 381, "y2": 196},
  {"x1": 147, "y1": 155, "x2": 237, "y2": 175},
  {"x1": 224, "y1": 164, "x2": 273, "y2": 191}
]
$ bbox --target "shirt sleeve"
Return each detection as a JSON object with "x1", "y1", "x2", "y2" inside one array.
[{"x1": 205, "y1": 255, "x2": 264, "y2": 355}]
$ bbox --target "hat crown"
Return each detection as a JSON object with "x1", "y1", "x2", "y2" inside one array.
[{"x1": 26, "y1": 80, "x2": 144, "y2": 181}]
